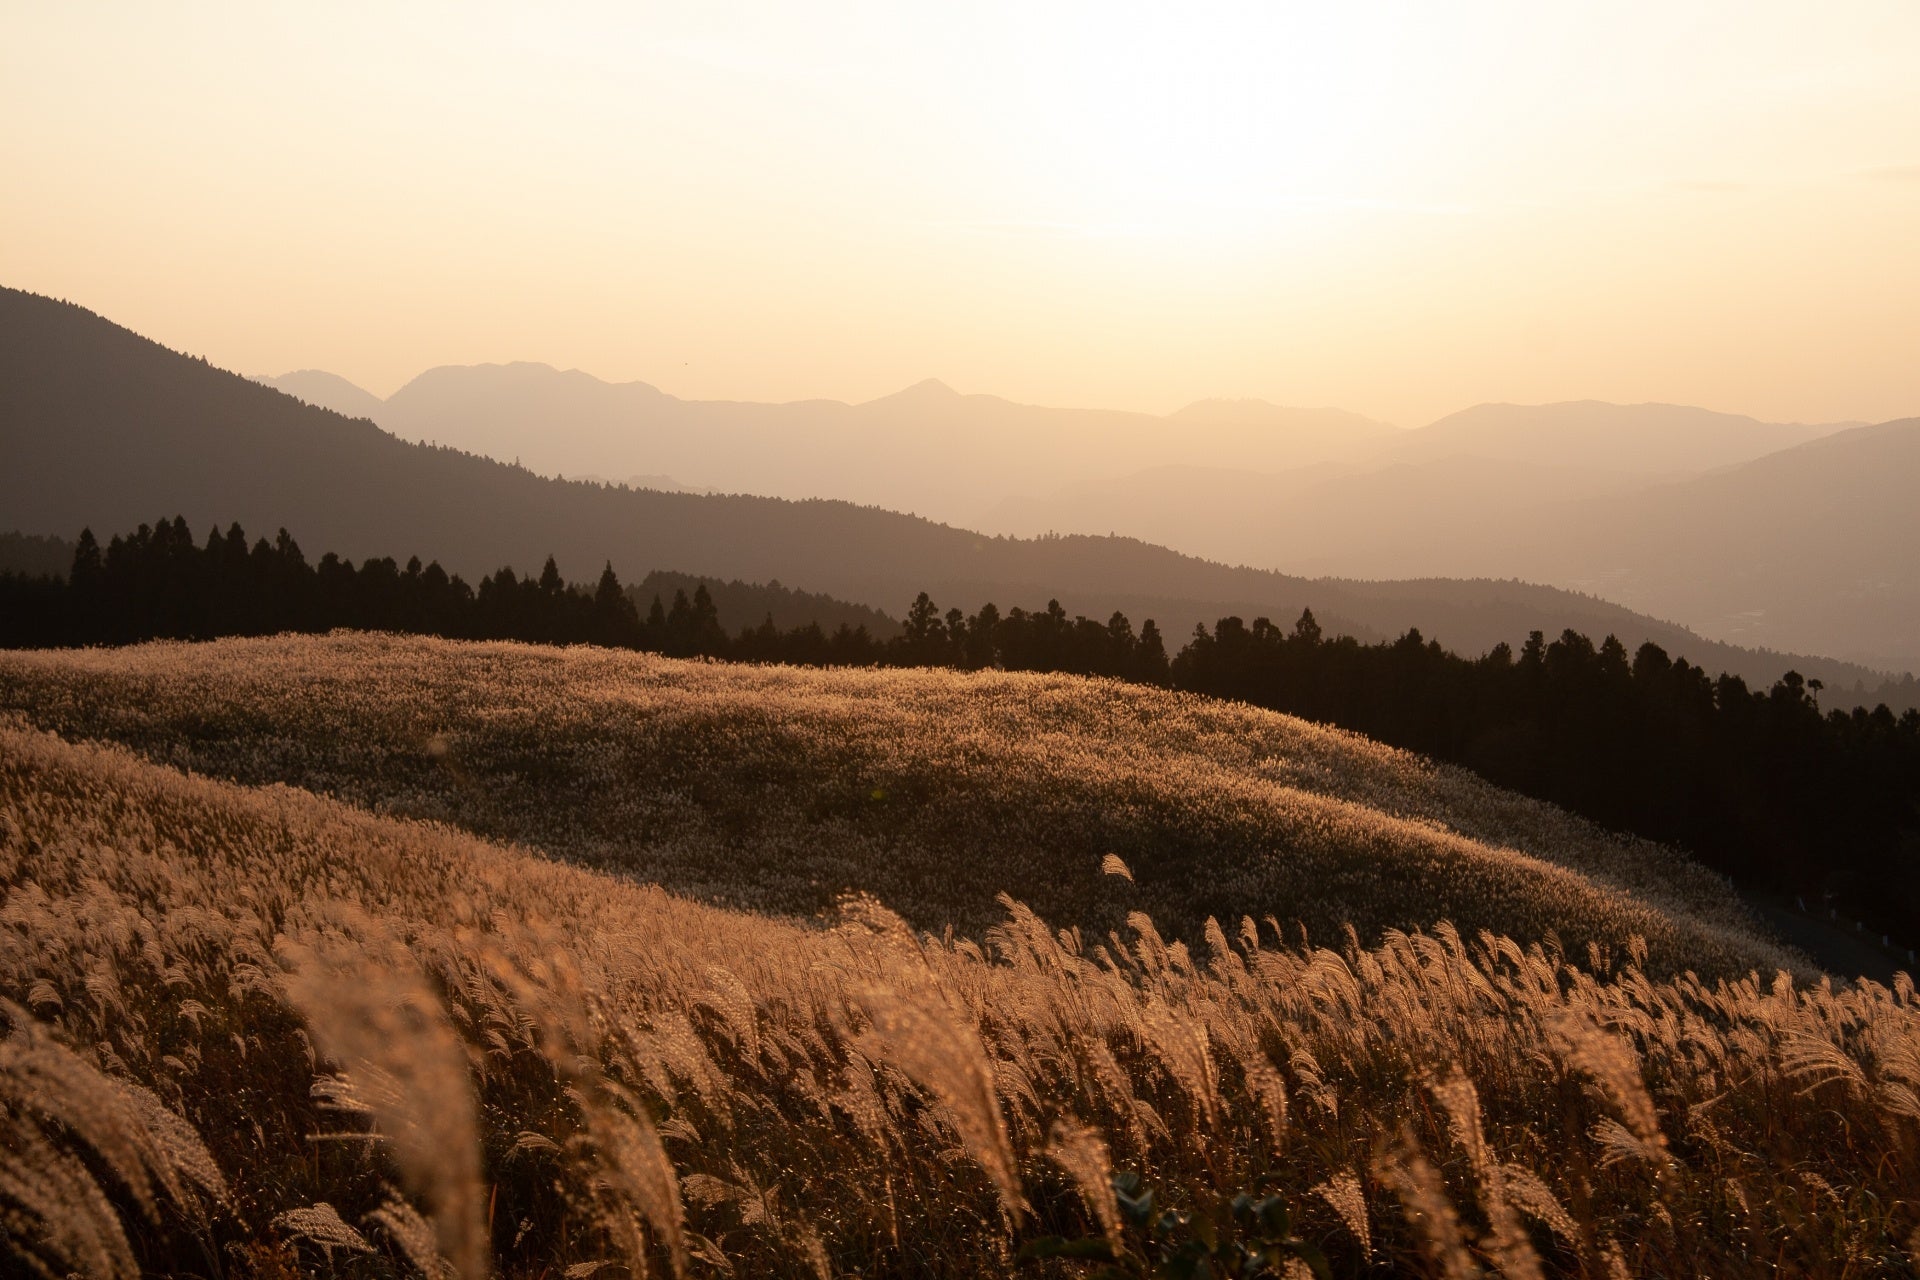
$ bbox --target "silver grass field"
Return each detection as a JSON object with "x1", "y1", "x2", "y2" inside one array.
[{"x1": 3, "y1": 634, "x2": 1918, "y2": 1277}]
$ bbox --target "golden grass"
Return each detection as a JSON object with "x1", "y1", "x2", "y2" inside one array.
[
  {"x1": 0, "y1": 632, "x2": 1787, "y2": 977},
  {"x1": 3, "y1": 642, "x2": 1920, "y2": 1274}
]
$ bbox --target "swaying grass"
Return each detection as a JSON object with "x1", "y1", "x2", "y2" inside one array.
[
  {"x1": 3, "y1": 637, "x2": 1919, "y2": 1275},
  {"x1": 0, "y1": 632, "x2": 1785, "y2": 976}
]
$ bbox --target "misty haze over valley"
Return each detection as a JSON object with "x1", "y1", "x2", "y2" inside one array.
[{"x1": 258, "y1": 362, "x2": 1914, "y2": 671}]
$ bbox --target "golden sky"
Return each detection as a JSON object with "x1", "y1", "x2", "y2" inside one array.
[{"x1": 4, "y1": 2, "x2": 1917, "y2": 426}]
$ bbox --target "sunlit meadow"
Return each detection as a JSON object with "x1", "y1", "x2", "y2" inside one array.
[{"x1": 4, "y1": 635, "x2": 1917, "y2": 1277}]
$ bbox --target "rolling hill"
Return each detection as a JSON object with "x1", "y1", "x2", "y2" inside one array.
[
  {"x1": 0, "y1": 285, "x2": 1896, "y2": 697},
  {"x1": 8, "y1": 634, "x2": 1917, "y2": 1278},
  {"x1": 0, "y1": 632, "x2": 1784, "y2": 969}
]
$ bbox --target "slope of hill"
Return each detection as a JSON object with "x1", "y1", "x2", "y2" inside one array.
[
  {"x1": 8, "y1": 678, "x2": 1911, "y2": 1277},
  {"x1": 1389, "y1": 400, "x2": 1847, "y2": 473},
  {"x1": 257, "y1": 374, "x2": 1848, "y2": 525},
  {"x1": 2, "y1": 286, "x2": 1893, "y2": 696},
  {"x1": 0, "y1": 633, "x2": 1781, "y2": 968},
  {"x1": 994, "y1": 411, "x2": 1915, "y2": 669},
  {"x1": 989, "y1": 454, "x2": 1654, "y2": 579},
  {"x1": 1519, "y1": 417, "x2": 1920, "y2": 671},
  {"x1": 255, "y1": 367, "x2": 389, "y2": 422}
]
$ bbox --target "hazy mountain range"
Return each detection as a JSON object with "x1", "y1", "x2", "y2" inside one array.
[
  {"x1": 256, "y1": 364, "x2": 1402, "y2": 522},
  {"x1": 254, "y1": 362, "x2": 1913, "y2": 669},
  {"x1": 5, "y1": 287, "x2": 1909, "y2": 708},
  {"x1": 258, "y1": 365, "x2": 1837, "y2": 524}
]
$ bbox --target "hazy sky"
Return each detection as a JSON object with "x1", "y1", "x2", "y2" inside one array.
[{"x1": 4, "y1": 2, "x2": 1917, "y2": 426}]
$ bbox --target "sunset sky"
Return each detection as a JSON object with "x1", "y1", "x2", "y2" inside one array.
[{"x1": 4, "y1": 1, "x2": 1917, "y2": 426}]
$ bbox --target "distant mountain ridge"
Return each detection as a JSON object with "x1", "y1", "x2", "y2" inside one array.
[
  {"x1": 254, "y1": 362, "x2": 1402, "y2": 526},
  {"x1": 991, "y1": 411, "x2": 1919, "y2": 669},
  {"x1": 255, "y1": 367, "x2": 1850, "y2": 507},
  {"x1": 257, "y1": 368, "x2": 388, "y2": 423},
  {"x1": 251, "y1": 363, "x2": 1898, "y2": 664},
  {"x1": 1397, "y1": 400, "x2": 1847, "y2": 473},
  {"x1": 1, "y1": 286, "x2": 1901, "y2": 701}
]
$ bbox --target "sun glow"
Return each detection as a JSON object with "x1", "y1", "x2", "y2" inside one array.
[
  {"x1": 1005, "y1": 6, "x2": 1405, "y2": 235},
  {"x1": 2, "y1": 2, "x2": 1916, "y2": 422}
]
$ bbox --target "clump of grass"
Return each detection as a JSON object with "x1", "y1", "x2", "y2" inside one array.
[
  {"x1": 280, "y1": 912, "x2": 489, "y2": 1278},
  {"x1": 0, "y1": 1001, "x2": 227, "y2": 1279}
]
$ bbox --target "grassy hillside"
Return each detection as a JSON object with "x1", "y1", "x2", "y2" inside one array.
[
  {"x1": 0, "y1": 633, "x2": 1782, "y2": 977},
  {"x1": 5, "y1": 697, "x2": 1920, "y2": 1277},
  {"x1": 3, "y1": 286, "x2": 1896, "y2": 698}
]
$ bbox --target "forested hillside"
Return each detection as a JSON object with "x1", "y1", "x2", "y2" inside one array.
[{"x1": 0, "y1": 530, "x2": 70, "y2": 578}]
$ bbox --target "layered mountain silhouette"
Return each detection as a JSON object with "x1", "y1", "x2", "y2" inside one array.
[
  {"x1": 992, "y1": 411, "x2": 1917, "y2": 670},
  {"x1": 3, "y1": 285, "x2": 1905, "y2": 698},
  {"x1": 255, "y1": 368, "x2": 388, "y2": 423},
  {"x1": 255, "y1": 362, "x2": 1398, "y2": 526},
  {"x1": 254, "y1": 361, "x2": 1900, "y2": 666},
  {"x1": 1387, "y1": 400, "x2": 1842, "y2": 473}
]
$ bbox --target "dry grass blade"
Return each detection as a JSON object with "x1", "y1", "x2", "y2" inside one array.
[
  {"x1": 1548, "y1": 1013, "x2": 1669, "y2": 1166},
  {"x1": 0, "y1": 1112, "x2": 141, "y2": 1280},
  {"x1": 1312, "y1": 1170, "x2": 1370, "y2": 1257},
  {"x1": 1497, "y1": 1165, "x2": 1576, "y2": 1246},
  {"x1": 860, "y1": 982, "x2": 1024, "y2": 1217},
  {"x1": 280, "y1": 917, "x2": 490, "y2": 1280},
  {"x1": 1239, "y1": 1049, "x2": 1289, "y2": 1153},
  {"x1": 1430, "y1": 1069, "x2": 1542, "y2": 1280},
  {"x1": 475, "y1": 935, "x2": 690, "y2": 1279},
  {"x1": 1048, "y1": 1119, "x2": 1121, "y2": 1246},
  {"x1": 579, "y1": 1081, "x2": 690, "y2": 1280},
  {"x1": 368, "y1": 1194, "x2": 458, "y2": 1279},
  {"x1": 0, "y1": 1005, "x2": 227, "y2": 1280},
  {"x1": 274, "y1": 1202, "x2": 373, "y2": 1260},
  {"x1": 1375, "y1": 1131, "x2": 1481, "y2": 1280},
  {"x1": 1778, "y1": 1030, "x2": 1869, "y2": 1098}
]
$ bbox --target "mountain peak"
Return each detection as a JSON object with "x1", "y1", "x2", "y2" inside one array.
[
  {"x1": 251, "y1": 369, "x2": 387, "y2": 420},
  {"x1": 853, "y1": 377, "x2": 967, "y2": 410}
]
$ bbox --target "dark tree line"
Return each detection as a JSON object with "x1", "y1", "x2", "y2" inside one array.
[
  {"x1": 1173, "y1": 612, "x2": 1920, "y2": 937},
  {"x1": 0, "y1": 518, "x2": 860, "y2": 658},
  {"x1": 3, "y1": 517, "x2": 1917, "y2": 940},
  {"x1": 0, "y1": 519, "x2": 1176, "y2": 679}
]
